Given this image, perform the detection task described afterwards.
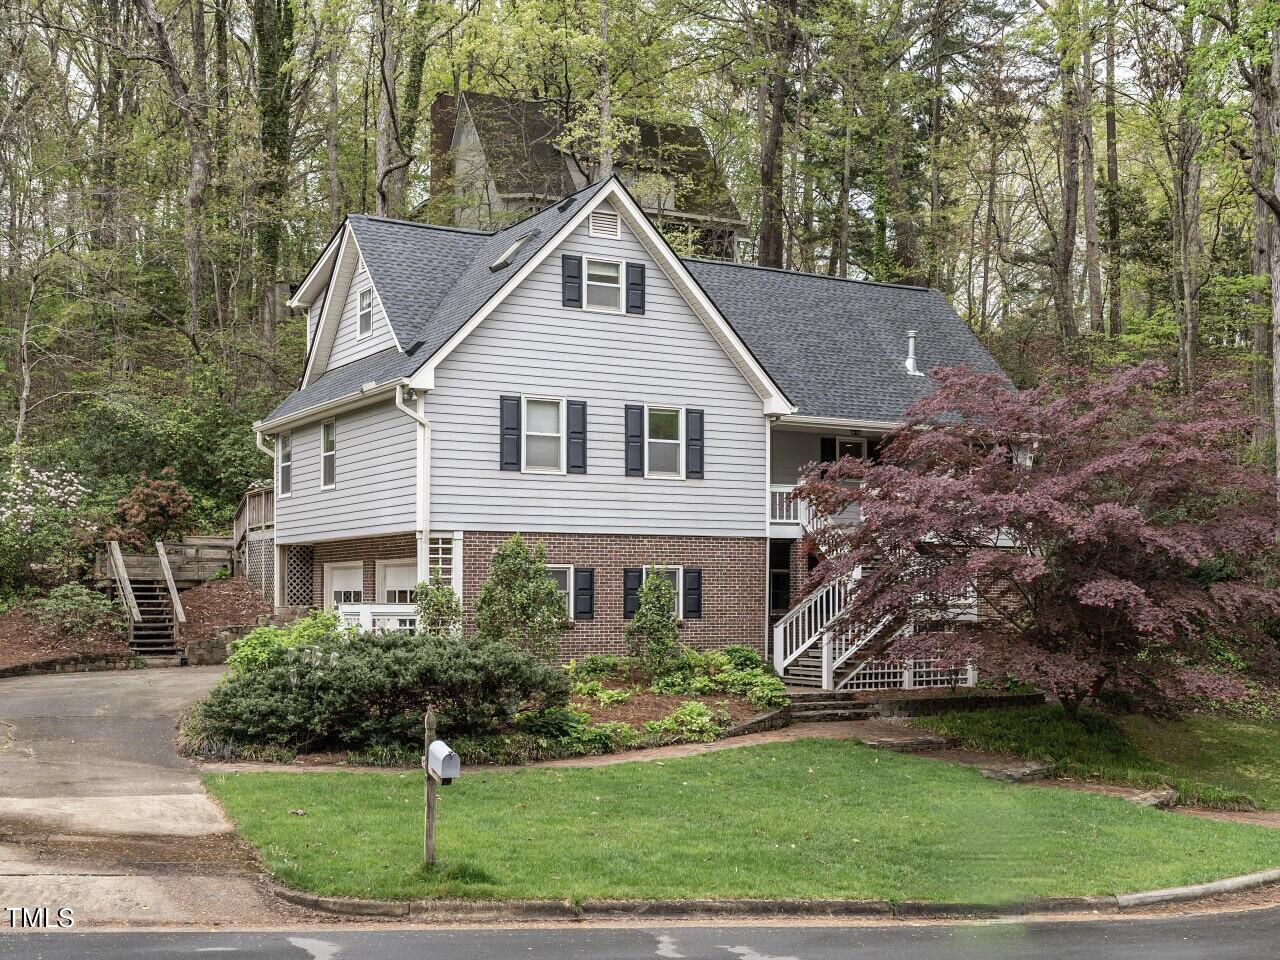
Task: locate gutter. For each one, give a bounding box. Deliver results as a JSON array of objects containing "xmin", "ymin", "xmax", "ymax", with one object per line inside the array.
[{"xmin": 254, "ymin": 380, "xmax": 405, "ymax": 435}]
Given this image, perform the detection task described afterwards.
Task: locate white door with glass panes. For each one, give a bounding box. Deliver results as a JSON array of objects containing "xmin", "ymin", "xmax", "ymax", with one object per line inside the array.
[
  {"xmin": 380, "ymin": 560, "xmax": 417, "ymax": 604},
  {"xmin": 325, "ymin": 563, "xmax": 363, "ymax": 609}
]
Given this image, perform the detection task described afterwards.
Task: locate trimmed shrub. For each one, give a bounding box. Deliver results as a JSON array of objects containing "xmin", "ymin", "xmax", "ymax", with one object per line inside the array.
[
  {"xmin": 624, "ymin": 568, "xmax": 680, "ymax": 671},
  {"xmin": 416, "ymin": 574, "xmax": 463, "ymax": 636},
  {"xmin": 474, "ymin": 534, "xmax": 569, "ymax": 660},
  {"xmin": 189, "ymin": 629, "xmax": 569, "ymax": 753}
]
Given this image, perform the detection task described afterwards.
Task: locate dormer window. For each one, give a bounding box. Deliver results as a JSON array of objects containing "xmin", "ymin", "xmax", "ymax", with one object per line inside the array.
[
  {"xmin": 358, "ymin": 288, "xmax": 373, "ymax": 338},
  {"xmin": 585, "ymin": 259, "xmax": 622, "ymax": 312},
  {"xmin": 589, "ymin": 209, "xmax": 621, "ymax": 239}
]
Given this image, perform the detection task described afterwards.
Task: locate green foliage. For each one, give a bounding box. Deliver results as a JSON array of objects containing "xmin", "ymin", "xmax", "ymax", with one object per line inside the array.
[
  {"xmin": 29, "ymin": 584, "xmax": 125, "ymax": 641},
  {"xmin": 225, "ymin": 610, "xmax": 343, "ymax": 675},
  {"xmin": 624, "ymin": 568, "xmax": 680, "ymax": 671},
  {"xmin": 415, "ymin": 573, "xmax": 462, "ymax": 636},
  {"xmin": 565, "ymin": 654, "xmax": 632, "ymax": 680},
  {"xmin": 190, "ymin": 628, "xmax": 569, "ymax": 754},
  {"xmin": 569, "ymin": 678, "xmax": 632, "ymax": 706},
  {"xmin": 0, "ymin": 461, "xmax": 93, "ymax": 593},
  {"xmin": 648, "ymin": 647, "xmax": 788, "ymax": 708},
  {"xmin": 918, "ymin": 706, "xmax": 1256, "ymax": 810},
  {"xmin": 644, "ymin": 701, "xmax": 726, "ymax": 743},
  {"xmin": 513, "ymin": 706, "xmax": 588, "ymax": 740},
  {"xmin": 103, "ymin": 467, "xmax": 194, "ymax": 550},
  {"xmin": 474, "ymin": 534, "xmax": 569, "ymax": 661}
]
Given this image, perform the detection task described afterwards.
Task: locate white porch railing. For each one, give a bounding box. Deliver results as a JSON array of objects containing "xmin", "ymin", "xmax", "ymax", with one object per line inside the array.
[
  {"xmin": 772, "ymin": 572, "xmax": 858, "ymax": 675},
  {"xmin": 336, "ymin": 603, "xmax": 419, "ymax": 632},
  {"xmin": 769, "ymin": 484, "xmax": 808, "ymax": 526}
]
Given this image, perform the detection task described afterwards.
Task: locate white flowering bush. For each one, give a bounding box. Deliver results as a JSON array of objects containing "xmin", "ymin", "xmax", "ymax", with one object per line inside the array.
[{"xmin": 0, "ymin": 461, "xmax": 93, "ymax": 595}]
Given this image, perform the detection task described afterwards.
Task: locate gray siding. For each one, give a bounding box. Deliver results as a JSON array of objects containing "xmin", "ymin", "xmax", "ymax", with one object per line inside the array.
[
  {"xmin": 771, "ymin": 430, "xmax": 822, "ymax": 484},
  {"xmin": 273, "ymin": 399, "xmax": 417, "ymax": 544},
  {"xmin": 423, "ymin": 201, "xmax": 767, "ymax": 536},
  {"xmin": 326, "ymin": 253, "xmax": 397, "ymax": 370}
]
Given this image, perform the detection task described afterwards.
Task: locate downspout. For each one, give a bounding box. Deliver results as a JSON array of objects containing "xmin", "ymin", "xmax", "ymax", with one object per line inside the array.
[
  {"xmin": 254, "ymin": 430, "xmax": 284, "ymax": 610},
  {"xmin": 394, "ymin": 384, "xmax": 433, "ymax": 586}
]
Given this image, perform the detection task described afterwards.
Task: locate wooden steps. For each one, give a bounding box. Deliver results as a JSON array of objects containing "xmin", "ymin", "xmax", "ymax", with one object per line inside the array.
[{"xmin": 127, "ymin": 579, "xmax": 180, "ymax": 659}]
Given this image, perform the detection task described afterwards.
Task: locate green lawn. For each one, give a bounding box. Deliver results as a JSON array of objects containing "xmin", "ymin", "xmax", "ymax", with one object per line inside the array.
[
  {"xmin": 917, "ymin": 706, "xmax": 1280, "ymax": 810},
  {"xmin": 204, "ymin": 739, "xmax": 1280, "ymax": 904}
]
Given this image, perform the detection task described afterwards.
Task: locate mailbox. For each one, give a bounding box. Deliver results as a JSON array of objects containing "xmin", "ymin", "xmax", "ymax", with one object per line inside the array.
[{"xmin": 426, "ymin": 740, "xmax": 460, "ymax": 784}]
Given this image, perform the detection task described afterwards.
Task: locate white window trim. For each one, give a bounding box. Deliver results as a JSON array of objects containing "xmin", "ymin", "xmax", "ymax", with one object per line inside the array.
[
  {"xmin": 320, "ymin": 419, "xmax": 337, "ymax": 490},
  {"xmin": 643, "ymin": 564, "xmax": 684, "ymax": 620},
  {"xmin": 323, "ymin": 561, "xmax": 364, "ymax": 609},
  {"xmin": 588, "ymin": 209, "xmax": 622, "ymax": 239},
  {"xmin": 376, "ymin": 559, "xmax": 419, "ymax": 605},
  {"xmin": 546, "ymin": 563, "xmax": 574, "ymax": 617},
  {"xmin": 277, "ymin": 433, "xmax": 292, "ymax": 498},
  {"xmin": 357, "ymin": 287, "xmax": 373, "ymax": 340},
  {"xmin": 644, "ymin": 404, "xmax": 685, "ymax": 480},
  {"xmin": 521, "ymin": 395, "xmax": 567, "ymax": 475},
  {"xmin": 583, "ymin": 256, "xmax": 624, "ymax": 314},
  {"xmin": 836, "ymin": 437, "xmax": 867, "ymax": 459}
]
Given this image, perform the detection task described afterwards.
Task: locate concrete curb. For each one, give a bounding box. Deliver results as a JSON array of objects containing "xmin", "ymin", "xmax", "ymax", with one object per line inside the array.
[
  {"xmin": 1115, "ymin": 867, "xmax": 1280, "ymax": 909},
  {"xmin": 267, "ymin": 868, "xmax": 1280, "ymax": 921}
]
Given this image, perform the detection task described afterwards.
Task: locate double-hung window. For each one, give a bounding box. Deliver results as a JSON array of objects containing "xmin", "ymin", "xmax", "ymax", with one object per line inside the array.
[
  {"xmin": 358, "ymin": 288, "xmax": 373, "ymax": 338},
  {"xmin": 522, "ymin": 397, "xmax": 564, "ymax": 473},
  {"xmin": 277, "ymin": 433, "xmax": 292, "ymax": 496},
  {"xmin": 584, "ymin": 259, "xmax": 622, "ymax": 312},
  {"xmin": 644, "ymin": 565, "xmax": 683, "ymax": 618},
  {"xmin": 321, "ymin": 420, "xmax": 337, "ymax": 488},
  {"xmin": 546, "ymin": 565, "xmax": 573, "ymax": 617},
  {"xmin": 646, "ymin": 407, "xmax": 682, "ymax": 478}
]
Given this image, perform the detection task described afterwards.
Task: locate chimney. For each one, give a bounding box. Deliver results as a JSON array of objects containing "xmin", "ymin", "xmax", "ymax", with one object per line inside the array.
[{"xmin": 905, "ymin": 329, "xmax": 923, "ymax": 376}]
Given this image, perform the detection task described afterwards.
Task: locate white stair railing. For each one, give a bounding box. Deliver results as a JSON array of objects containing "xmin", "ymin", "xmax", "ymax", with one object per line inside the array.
[{"xmin": 772, "ymin": 569, "xmax": 859, "ymax": 674}]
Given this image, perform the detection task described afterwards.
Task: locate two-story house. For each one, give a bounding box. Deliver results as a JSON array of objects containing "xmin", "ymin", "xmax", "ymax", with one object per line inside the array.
[{"xmin": 253, "ymin": 176, "xmax": 1003, "ymax": 687}]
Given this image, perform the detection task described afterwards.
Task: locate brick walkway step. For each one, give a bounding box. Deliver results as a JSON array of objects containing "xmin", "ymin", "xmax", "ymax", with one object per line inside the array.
[{"xmin": 789, "ymin": 708, "xmax": 877, "ymax": 723}]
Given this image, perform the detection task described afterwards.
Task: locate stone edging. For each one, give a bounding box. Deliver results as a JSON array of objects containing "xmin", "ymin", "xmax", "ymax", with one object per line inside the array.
[
  {"xmin": 722, "ymin": 705, "xmax": 791, "ymax": 738},
  {"xmin": 266, "ymin": 866, "xmax": 1280, "ymax": 921},
  {"xmin": 0, "ymin": 651, "xmax": 143, "ymax": 680}
]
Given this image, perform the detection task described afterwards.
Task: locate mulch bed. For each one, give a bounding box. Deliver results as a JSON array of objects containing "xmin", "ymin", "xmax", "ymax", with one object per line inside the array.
[
  {"xmin": 0, "ymin": 606, "xmax": 128, "ymax": 671},
  {"xmin": 575, "ymin": 689, "xmax": 761, "ymax": 726},
  {"xmin": 179, "ymin": 576, "xmax": 273, "ymax": 647}
]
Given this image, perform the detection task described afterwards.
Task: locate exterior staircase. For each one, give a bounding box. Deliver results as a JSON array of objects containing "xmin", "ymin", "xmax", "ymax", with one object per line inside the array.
[
  {"xmin": 127, "ymin": 579, "xmax": 181, "ymax": 659},
  {"xmin": 773, "ymin": 568, "xmax": 977, "ymax": 691},
  {"xmin": 787, "ymin": 689, "xmax": 877, "ymax": 722}
]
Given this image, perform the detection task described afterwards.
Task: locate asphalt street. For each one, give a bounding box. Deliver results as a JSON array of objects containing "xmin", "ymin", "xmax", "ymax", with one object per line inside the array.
[{"xmin": 2, "ymin": 909, "xmax": 1280, "ymax": 960}]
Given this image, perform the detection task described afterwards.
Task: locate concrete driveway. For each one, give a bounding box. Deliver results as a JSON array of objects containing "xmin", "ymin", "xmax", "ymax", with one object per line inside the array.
[{"xmin": 0, "ymin": 666, "xmax": 290, "ymax": 926}]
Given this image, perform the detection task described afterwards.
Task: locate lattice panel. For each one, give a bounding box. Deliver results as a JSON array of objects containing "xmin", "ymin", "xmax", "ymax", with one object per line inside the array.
[
  {"xmin": 911, "ymin": 661, "xmax": 971, "ymax": 687},
  {"xmin": 245, "ymin": 539, "xmax": 275, "ymax": 600},
  {"xmin": 285, "ymin": 545, "xmax": 313, "ymax": 606},
  {"xmin": 844, "ymin": 660, "xmax": 907, "ymax": 690},
  {"xmin": 426, "ymin": 536, "xmax": 453, "ymax": 585},
  {"xmin": 843, "ymin": 659, "xmax": 974, "ymax": 691}
]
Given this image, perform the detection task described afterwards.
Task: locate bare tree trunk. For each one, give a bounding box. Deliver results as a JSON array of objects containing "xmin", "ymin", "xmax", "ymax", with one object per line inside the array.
[
  {"xmin": 374, "ymin": 0, "xmax": 407, "ymax": 217},
  {"xmin": 1080, "ymin": 35, "xmax": 1104, "ymax": 333},
  {"xmin": 1051, "ymin": 14, "xmax": 1081, "ymax": 341},
  {"xmin": 13, "ymin": 275, "xmax": 37, "ymax": 452},
  {"xmin": 1104, "ymin": 0, "xmax": 1121, "ymax": 336},
  {"xmin": 327, "ymin": 40, "xmax": 343, "ymax": 230},
  {"xmin": 758, "ymin": 0, "xmax": 796, "ymax": 268},
  {"xmin": 1169, "ymin": 19, "xmax": 1203, "ymax": 394},
  {"xmin": 132, "ymin": 0, "xmax": 211, "ymax": 342},
  {"xmin": 597, "ymin": 0, "xmax": 612, "ymax": 179}
]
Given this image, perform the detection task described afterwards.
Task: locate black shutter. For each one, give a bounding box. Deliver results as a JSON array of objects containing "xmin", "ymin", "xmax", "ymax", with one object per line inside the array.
[
  {"xmin": 686, "ymin": 409, "xmax": 704, "ymax": 479},
  {"xmin": 820, "ymin": 436, "xmax": 837, "ymax": 463},
  {"xmin": 499, "ymin": 395, "xmax": 521, "ymax": 470},
  {"xmin": 623, "ymin": 567, "xmax": 643, "ymax": 619},
  {"xmin": 573, "ymin": 568, "xmax": 595, "ymax": 620},
  {"xmin": 562, "ymin": 254, "xmax": 583, "ymax": 307},
  {"xmin": 626, "ymin": 263, "xmax": 646, "ymax": 314},
  {"xmin": 567, "ymin": 400, "xmax": 588, "ymax": 474},
  {"xmin": 682, "ymin": 568, "xmax": 702, "ymax": 620},
  {"xmin": 624, "ymin": 404, "xmax": 644, "ymax": 476}
]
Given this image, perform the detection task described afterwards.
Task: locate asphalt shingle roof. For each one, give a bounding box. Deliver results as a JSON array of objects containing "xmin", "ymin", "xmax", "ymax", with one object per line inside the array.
[
  {"xmin": 262, "ymin": 180, "xmax": 1004, "ymax": 427},
  {"xmin": 685, "ymin": 259, "xmax": 1005, "ymax": 422}
]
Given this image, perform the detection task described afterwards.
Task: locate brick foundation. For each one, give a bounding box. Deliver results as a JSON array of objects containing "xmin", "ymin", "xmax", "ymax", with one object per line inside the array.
[
  {"xmin": 299, "ymin": 530, "xmax": 768, "ymax": 659},
  {"xmin": 310, "ymin": 533, "xmax": 417, "ymax": 606},
  {"xmin": 462, "ymin": 531, "xmax": 768, "ymax": 659}
]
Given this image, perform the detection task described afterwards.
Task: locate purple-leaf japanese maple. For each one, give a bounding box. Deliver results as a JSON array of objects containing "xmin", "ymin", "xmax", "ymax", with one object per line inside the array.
[{"xmin": 795, "ymin": 362, "xmax": 1280, "ymax": 716}]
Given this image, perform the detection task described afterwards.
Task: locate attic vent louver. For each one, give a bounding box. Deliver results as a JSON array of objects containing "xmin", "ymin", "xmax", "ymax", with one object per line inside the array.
[
  {"xmin": 905, "ymin": 329, "xmax": 924, "ymax": 376},
  {"xmin": 589, "ymin": 210, "xmax": 621, "ymax": 239},
  {"xmin": 490, "ymin": 232, "xmax": 533, "ymax": 272}
]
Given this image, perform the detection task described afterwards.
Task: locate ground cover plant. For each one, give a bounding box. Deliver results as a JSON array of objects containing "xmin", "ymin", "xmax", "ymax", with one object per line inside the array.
[
  {"xmin": 205, "ymin": 739, "xmax": 1280, "ymax": 904},
  {"xmin": 917, "ymin": 705, "xmax": 1280, "ymax": 809}
]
